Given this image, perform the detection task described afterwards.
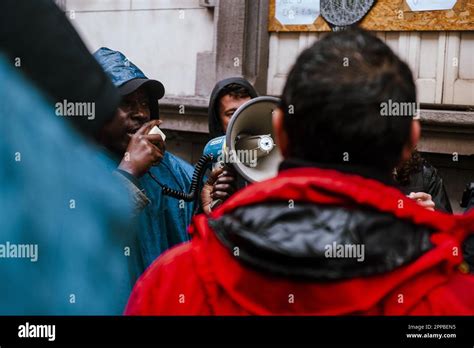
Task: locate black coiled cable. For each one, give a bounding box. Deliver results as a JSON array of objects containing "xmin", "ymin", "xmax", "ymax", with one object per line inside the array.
[{"xmin": 148, "ymin": 153, "xmax": 214, "ymax": 202}]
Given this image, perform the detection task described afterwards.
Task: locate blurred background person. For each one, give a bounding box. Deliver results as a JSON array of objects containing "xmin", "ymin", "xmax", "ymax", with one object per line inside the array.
[
  {"xmin": 394, "ymin": 150, "xmax": 453, "ymax": 213},
  {"xmin": 462, "ymin": 182, "xmax": 474, "ymax": 272},
  {"xmin": 0, "ymin": 0, "xmax": 120, "ymax": 137},
  {"xmin": 0, "ymin": 54, "xmax": 134, "ymax": 314},
  {"xmin": 0, "ymin": 0, "xmax": 144, "ymax": 314}
]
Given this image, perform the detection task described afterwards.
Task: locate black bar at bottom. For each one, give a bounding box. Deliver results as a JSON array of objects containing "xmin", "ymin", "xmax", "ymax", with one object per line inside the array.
[{"xmin": 0, "ymin": 316, "xmax": 473, "ymax": 346}]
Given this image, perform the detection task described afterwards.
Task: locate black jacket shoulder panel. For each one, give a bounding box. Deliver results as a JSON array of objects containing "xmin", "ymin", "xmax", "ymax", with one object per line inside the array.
[{"xmin": 210, "ymin": 202, "xmax": 433, "ymax": 281}]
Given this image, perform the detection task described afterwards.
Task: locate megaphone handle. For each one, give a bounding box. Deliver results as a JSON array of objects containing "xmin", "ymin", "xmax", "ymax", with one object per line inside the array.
[
  {"xmin": 208, "ymin": 162, "xmax": 233, "ymax": 212},
  {"xmin": 209, "ymin": 198, "xmax": 223, "ymax": 212}
]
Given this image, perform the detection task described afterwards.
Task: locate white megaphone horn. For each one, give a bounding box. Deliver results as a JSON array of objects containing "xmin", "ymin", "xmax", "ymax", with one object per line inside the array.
[
  {"xmin": 157, "ymin": 96, "xmax": 282, "ymax": 202},
  {"xmin": 224, "ymin": 96, "xmax": 282, "ymax": 182}
]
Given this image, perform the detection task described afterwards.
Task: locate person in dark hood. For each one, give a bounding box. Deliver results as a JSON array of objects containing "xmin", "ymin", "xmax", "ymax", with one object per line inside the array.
[
  {"xmin": 126, "ymin": 29, "xmax": 474, "ymax": 316},
  {"xmin": 208, "ymin": 77, "xmax": 258, "ymax": 138},
  {"xmin": 394, "ymin": 150, "xmax": 453, "ymax": 213},
  {"xmin": 94, "ymin": 48, "xmax": 195, "ymax": 270},
  {"xmin": 0, "ymin": 0, "xmax": 120, "ymax": 136},
  {"xmin": 201, "ymin": 78, "xmax": 258, "ymax": 214}
]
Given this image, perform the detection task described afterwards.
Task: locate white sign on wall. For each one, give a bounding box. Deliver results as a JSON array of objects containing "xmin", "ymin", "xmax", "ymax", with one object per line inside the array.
[
  {"xmin": 406, "ymin": 0, "xmax": 457, "ymax": 12},
  {"xmin": 275, "ymin": 0, "xmax": 320, "ymax": 25}
]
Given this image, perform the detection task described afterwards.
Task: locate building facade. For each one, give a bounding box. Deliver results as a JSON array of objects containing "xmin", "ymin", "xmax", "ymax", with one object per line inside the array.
[{"xmin": 62, "ymin": 0, "xmax": 473, "ymax": 212}]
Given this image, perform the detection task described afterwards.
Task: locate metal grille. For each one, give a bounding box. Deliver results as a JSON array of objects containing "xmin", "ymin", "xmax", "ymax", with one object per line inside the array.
[{"xmin": 321, "ymin": 0, "xmax": 375, "ymax": 30}]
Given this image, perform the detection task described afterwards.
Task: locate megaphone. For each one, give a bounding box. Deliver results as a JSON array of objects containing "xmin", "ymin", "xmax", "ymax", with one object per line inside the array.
[
  {"xmin": 158, "ymin": 96, "xmax": 282, "ymax": 201},
  {"xmin": 203, "ymin": 96, "xmax": 282, "ymax": 183}
]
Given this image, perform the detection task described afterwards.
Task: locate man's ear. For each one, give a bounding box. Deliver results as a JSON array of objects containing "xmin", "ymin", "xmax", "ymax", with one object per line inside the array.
[
  {"xmin": 272, "ymin": 107, "xmax": 290, "ymax": 159},
  {"xmin": 401, "ymin": 120, "xmax": 421, "ymax": 162}
]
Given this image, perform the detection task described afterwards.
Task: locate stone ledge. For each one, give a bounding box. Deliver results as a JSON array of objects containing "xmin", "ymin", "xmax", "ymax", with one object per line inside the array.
[
  {"xmin": 161, "ymin": 96, "xmax": 209, "ymax": 109},
  {"xmin": 420, "ymin": 109, "xmax": 474, "ymax": 133},
  {"xmin": 419, "ymin": 110, "xmax": 474, "ymax": 155},
  {"xmin": 159, "ymin": 96, "xmax": 209, "ymax": 133},
  {"xmin": 159, "ymin": 100, "xmax": 474, "ymax": 155}
]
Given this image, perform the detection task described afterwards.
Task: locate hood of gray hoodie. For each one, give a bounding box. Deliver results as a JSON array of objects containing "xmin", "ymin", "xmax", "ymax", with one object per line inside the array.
[{"xmin": 208, "ymin": 77, "xmax": 258, "ymax": 139}]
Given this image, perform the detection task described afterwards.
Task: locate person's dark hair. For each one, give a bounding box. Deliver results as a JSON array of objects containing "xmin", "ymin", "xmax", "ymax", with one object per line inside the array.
[
  {"xmin": 280, "ymin": 28, "xmax": 416, "ymax": 171},
  {"xmin": 394, "ymin": 150, "xmax": 425, "ymax": 186},
  {"xmin": 217, "ymin": 83, "xmax": 251, "ymax": 113},
  {"xmin": 218, "ymin": 83, "xmax": 251, "ymax": 100}
]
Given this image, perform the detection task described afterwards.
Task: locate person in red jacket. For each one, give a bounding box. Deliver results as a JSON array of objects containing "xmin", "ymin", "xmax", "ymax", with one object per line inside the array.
[{"xmin": 125, "ymin": 28, "xmax": 474, "ymax": 315}]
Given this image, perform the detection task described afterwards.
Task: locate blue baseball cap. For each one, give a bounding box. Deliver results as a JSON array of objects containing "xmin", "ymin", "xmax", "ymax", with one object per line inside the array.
[{"xmin": 94, "ymin": 47, "xmax": 165, "ymax": 118}]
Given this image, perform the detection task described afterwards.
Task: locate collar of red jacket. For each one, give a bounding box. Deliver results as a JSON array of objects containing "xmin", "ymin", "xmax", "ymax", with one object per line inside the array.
[
  {"xmin": 211, "ymin": 167, "xmax": 472, "ymax": 233},
  {"xmin": 189, "ymin": 167, "xmax": 474, "ymax": 315}
]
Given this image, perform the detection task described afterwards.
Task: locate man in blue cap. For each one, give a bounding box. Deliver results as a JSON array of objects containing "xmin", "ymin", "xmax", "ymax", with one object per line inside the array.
[{"xmin": 94, "ymin": 47, "xmax": 195, "ymax": 271}]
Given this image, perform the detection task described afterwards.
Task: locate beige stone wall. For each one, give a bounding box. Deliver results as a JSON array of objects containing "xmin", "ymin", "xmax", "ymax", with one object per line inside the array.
[
  {"xmin": 267, "ymin": 31, "xmax": 474, "ymax": 105},
  {"xmin": 64, "ymin": 0, "xmax": 214, "ymax": 96},
  {"xmin": 60, "ymin": 0, "xmax": 473, "ymax": 212}
]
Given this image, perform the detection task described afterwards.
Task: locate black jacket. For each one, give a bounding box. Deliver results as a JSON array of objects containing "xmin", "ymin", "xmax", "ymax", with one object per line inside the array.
[
  {"xmin": 467, "ymin": 187, "xmax": 474, "ymax": 212},
  {"xmin": 210, "ymin": 201, "xmax": 434, "ymax": 280},
  {"xmin": 208, "ymin": 77, "xmax": 258, "ymax": 139},
  {"xmin": 209, "ymin": 159, "xmax": 435, "ymax": 280},
  {"xmin": 399, "ymin": 163, "xmax": 453, "ymax": 213},
  {"xmin": 464, "ymin": 186, "xmax": 474, "ymax": 270},
  {"xmin": 210, "ymin": 159, "xmax": 474, "ymax": 278}
]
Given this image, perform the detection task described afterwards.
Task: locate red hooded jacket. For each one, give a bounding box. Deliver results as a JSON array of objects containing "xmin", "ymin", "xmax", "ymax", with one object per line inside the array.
[{"xmin": 126, "ymin": 167, "xmax": 474, "ymax": 315}]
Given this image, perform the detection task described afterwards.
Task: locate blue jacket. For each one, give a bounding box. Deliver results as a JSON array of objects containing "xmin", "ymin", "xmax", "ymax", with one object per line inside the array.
[
  {"xmin": 0, "ymin": 54, "xmax": 134, "ymax": 314},
  {"xmin": 94, "ymin": 47, "xmax": 195, "ymax": 269},
  {"xmin": 138, "ymin": 154, "xmax": 195, "ymax": 267}
]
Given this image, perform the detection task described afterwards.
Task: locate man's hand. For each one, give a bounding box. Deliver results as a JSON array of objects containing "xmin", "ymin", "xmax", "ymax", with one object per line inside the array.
[
  {"xmin": 408, "ymin": 192, "xmax": 435, "ymax": 211},
  {"xmin": 201, "ymin": 167, "xmax": 237, "ymax": 215},
  {"xmin": 118, "ymin": 120, "xmax": 165, "ymax": 178}
]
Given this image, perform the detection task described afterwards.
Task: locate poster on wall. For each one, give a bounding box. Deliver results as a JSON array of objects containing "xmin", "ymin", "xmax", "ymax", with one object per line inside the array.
[
  {"xmin": 275, "ymin": 0, "xmax": 320, "ymax": 25},
  {"xmin": 405, "ymin": 0, "xmax": 458, "ymax": 11},
  {"xmin": 269, "ymin": 0, "xmax": 473, "ymax": 31}
]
